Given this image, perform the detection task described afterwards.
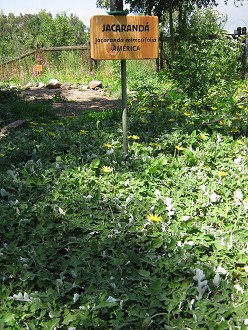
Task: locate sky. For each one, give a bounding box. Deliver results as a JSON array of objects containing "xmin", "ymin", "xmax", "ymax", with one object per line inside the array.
[{"xmin": 0, "ymin": 0, "xmax": 248, "ymax": 31}]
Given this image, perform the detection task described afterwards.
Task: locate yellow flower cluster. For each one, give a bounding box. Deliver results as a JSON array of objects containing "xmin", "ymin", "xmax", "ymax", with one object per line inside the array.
[
  {"xmin": 175, "ymin": 145, "xmax": 184, "ymax": 151},
  {"xmin": 51, "ymin": 120, "xmax": 64, "ymax": 125},
  {"xmin": 199, "ymin": 133, "xmax": 206, "ymax": 140},
  {"xmin": 48, "ymin": 132, "xmax": 56, "ymax": 137},
  {"xmin": 128, "ymin": 135, "xmax": 140, "ymax": 140},
  {"xmin": 29, "ymin": 121, "xmax": 39, "ymax": 126},
  {"xmin": 218, "ymin": 171, "xmax": 228, "ymax": 177},
  {"xmin": 79, "ymin": 129, "xmax": 88, "ymax": 135}
]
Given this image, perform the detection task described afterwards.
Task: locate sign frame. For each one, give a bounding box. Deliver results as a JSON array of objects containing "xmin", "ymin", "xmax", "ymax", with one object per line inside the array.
[{"xmin": 90, "ymin": 15, "xmax": 159, "ymax": 60}]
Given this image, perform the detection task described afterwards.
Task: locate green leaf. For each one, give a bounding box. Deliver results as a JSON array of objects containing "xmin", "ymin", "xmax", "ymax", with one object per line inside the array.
[
  {"xmin": 90, "ymin": 158, "xmax": 100, "ymax": 169},
  {"xmin": 151, "ymin": 237, "xmax": 163, "ymax": 249},
  {"xmin": 138, "ymin": 269, "xmax": 150, "ymax": 277},
  {"xmin": 3, "ymin": 313, "xmax": 15, "ymax": 323}
]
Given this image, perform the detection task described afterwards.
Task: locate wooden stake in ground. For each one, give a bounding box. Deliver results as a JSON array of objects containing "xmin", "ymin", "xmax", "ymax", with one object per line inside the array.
[
  {"xmin": 110, "ymin": 0, "xmax": 128, "ymax": 156},
  {"xmin": 0, "ymin": 120, "xmax": 27, "ymax": 138}
]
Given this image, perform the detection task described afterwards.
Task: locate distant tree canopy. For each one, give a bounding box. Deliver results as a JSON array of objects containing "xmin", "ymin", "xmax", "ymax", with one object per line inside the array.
[
  {"xmin": 96, "ymin": 0, "xmax": 247, "ymax": 60},
  {"xmin": 97, "ymin": 0, "xmax": 246, "ymax": 13},
  {"xmin": 96, "ymin": 0, "xmax": 246, "ymax": 32},
  {"xmin": 96, "ymin": 0, "xmax": 219, "ymax": 59},
  {"xmin": 0, "ymin": 10, "xmax": 89, "ymax": 61}
]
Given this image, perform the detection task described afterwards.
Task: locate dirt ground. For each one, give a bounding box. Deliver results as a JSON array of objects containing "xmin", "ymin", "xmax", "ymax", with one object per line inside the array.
[{"xmin": 21, "ymin": 87, "xmax": 121, "ymax": 116}]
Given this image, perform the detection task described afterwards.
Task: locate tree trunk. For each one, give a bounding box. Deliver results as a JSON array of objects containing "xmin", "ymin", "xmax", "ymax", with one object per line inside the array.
[
  {"xmin": 178, "ymin": 0, "xmax": 188, "ymax": 37},
  {"xmin": 169, "ymin": 0, "xmax": 175, "ymax": 61},
  {"xmin": 110, "ymin": 0, "xmax": 123, "ymax": 11},
  {"xmin": 178, "ymin": 0, "xmax": 183, "ymax": 33}
]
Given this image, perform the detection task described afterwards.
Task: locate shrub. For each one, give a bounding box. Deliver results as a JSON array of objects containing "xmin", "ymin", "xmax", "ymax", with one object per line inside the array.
[{"xmin": 171, "ymin": 8, "xmax": 243, "ymax": 97}]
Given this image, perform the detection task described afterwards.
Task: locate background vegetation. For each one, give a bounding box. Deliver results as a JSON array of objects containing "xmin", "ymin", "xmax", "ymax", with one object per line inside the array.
[
  {"xmin": 0, "ymin": 10, "xmax": 89, "ymax": 62},
  {"xmin": 0, "ymin": 3, "xmax": 248, "ymax": 330}
]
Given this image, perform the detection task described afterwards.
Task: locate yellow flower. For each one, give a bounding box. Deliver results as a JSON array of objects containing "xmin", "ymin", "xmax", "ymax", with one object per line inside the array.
[
  {"xmin": 150, "ymin": 143, "xmax": 160, "ymax": 148},
  {"xmin": 195, "ymin": 101, "xmax": 201, "ymax": 106},
  {"xmin": 175, "ymin": 145, "xmax": 184, "ymax": 151},
  {"xmin": 79, "ymin": 129, "xmax": 88, "ymax": 135},
  {"xmin": 183, "ymin": 103, "xmax": 189, "ymax": 107},
  {"xmin": 104, "ymin": 143, "xmax": 112, "ymax": 148},
  {"xmin": 29, "ymin": 121, "xmax": 38, "ymax": 126},
  {"xmin": 147, "ymin": 213, "xmax": 163, "ymax": 222},
  {"xmin": 101, "ymin": 166, "xmax": 113, "ymax": 174},
  {"xmin": 237, "ymin": 140, "xmax": 244, "ymax": 145},
  {"xmin": 0, "ymin": 153, "xmax": 5, "ymax": 157},
  {"xmin": 168, "ymin": 118, "xmax": 175, "ymax": 122},
  {"xmin": 141, "ymin": 118, "xmax": 148, "ymax": 124},
  {"xmin": 211, "ymin": 107, "xmax": 217, "ymax": 111},
  {"xmin": 128, "ymin": 135, "xmax": 140, "ymax": 140},
  {"xmin": 48, "ymin": 131, "xmax": 56, "ymax": 137},
  {"xmin": 183, "ymin": 112, "xmax": 191, "ymax": 117},
  {"xmin": 218, "ymin": 171, "xmax": 228, "ymax": 177},
  {"xmin": 199, "ymin": 133, "xmax": 206, "ymax": 140}
]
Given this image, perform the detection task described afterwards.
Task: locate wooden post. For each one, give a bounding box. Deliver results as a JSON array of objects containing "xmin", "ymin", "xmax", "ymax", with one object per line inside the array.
[
  {"xmin": 110, "ymin": 0, "xmax": 123, "ymax": 11},
  {"xmin": 0, "ymin": 63, "xmax": 4, "ymax": 80},
  {"xmin": 241, "ymin": 42, "xmax": 246, "ymax": 79},
  {"xmin": 169, "ymin": 0, "xmax": 175, "ymax": 61},
  {"xmin": 88, "ymin": 41, "xmax": 93, "ymax": 73},
  {"xmin": 109, "ymin": 0, "xmax": 128, "ymax": 155},
  {"xmin": 159, "ymin": 32, "xmax": 164, "ymax": 71}
]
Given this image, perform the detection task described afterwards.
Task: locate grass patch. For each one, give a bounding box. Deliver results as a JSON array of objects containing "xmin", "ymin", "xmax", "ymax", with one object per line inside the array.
[{"xmin": 0, "ymin": 86, "xmax": 56, "ymax": 128}]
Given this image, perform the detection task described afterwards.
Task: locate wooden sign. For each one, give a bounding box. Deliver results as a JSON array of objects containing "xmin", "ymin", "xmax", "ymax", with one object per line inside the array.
[
  {"xmin": 33, "ymin": 64, "xmax": 43, "ymax": 74},
  {"xmin": 90, "ymin": 15, "xmax": 158, "ymax": 60}
]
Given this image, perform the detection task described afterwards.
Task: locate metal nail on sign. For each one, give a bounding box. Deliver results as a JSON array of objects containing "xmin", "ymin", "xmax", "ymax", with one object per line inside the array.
[{"xmin": 90, "ymin": 15, "xmax": 159, "ymax": 60}]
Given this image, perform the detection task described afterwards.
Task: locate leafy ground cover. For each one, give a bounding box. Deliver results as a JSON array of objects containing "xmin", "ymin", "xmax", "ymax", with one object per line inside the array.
[{"xmin": 0, "ymin": 77, "xmax": 248, "ymax": 329}]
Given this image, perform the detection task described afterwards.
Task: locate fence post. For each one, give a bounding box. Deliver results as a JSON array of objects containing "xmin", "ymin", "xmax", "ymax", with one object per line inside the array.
[{"xmin": 88, "ymin": 41, "xmax": 93, "ymax": 73}]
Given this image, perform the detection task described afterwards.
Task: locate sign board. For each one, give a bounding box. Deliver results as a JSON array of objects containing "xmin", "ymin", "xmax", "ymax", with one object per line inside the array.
[
  {"xmin": 90, "ymin": 15, "xmax": 158, "ymax": 60},
  {"xmin": 33, "ymin": 64, "xmax": 43, "ymax": 74}
]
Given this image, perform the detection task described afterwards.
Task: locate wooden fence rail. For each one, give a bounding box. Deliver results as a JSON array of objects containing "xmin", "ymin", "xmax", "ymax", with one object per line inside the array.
[
  {"xmin": 1, "ymin": 45, "xmax": 88, "ymax": 66},
  {"xmin": 0, "ymin": 45, "xmax": 93, "ymax": 82}
]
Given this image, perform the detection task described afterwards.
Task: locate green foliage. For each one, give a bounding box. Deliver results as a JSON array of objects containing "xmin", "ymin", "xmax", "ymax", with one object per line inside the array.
[
  {"xmin": 0, "ymin": 11, "xmax": 88, "ymax": 62},
  {"xmin": 0, "ymin": 6, "xmax": 248, "ymax": 327},
  {"xmin": 0, "ymin": 72, "xmax": 248, "ymax": 328},
  {"xmin": 1, "ymin": 49, "xmax": 90, "ymax": 86},
  {"xmin": 0, "ymin": 85, "xmax": 55, "ymax": 127},
  {"xmin": 171, "ymin": 8, "xmax": 243, "ymax": 97},
  {"xmin": 94, "ymin": 60, "xmax": 122, "ymax": 97},
  {"xmin": 94, "ymin": 60, "xmax": 158, "ymax": 97}
]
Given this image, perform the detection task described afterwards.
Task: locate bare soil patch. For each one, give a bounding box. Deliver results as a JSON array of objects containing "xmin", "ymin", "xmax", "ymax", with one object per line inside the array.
[{"xmin": 21, "ymin": 87, "xmax": 121, "ymax": 116}]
